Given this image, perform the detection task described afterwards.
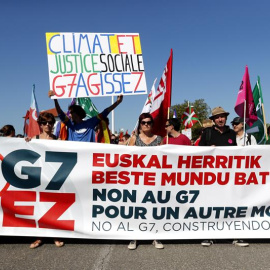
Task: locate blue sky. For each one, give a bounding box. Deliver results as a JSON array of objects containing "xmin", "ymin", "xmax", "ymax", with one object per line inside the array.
[{"xmin": 1, "ymin": 0, "xmax": 270, "ymax": 135}]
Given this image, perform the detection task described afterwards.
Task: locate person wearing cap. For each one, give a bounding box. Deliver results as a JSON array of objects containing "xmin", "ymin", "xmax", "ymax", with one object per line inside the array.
[
  {"xmin": 199, "ymin": 107, "xmax": 237, "ymax": 146},
  {"xmin": 231, "ymin": 117, "xmax": 257, "ymax": 146},
  {"xmin": 199, "ymin": 107, "xmax": 248, "ymax": 247}
]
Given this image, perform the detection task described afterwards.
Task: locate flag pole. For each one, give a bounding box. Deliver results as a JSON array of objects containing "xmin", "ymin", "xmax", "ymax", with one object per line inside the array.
[
  {"xmin": 262, "ymin": 103, "xmax": 268, "ymax": 141},
  {"xmin": 259, "ymin": 78, "xmax": 268, "ymax": 141},
  {"xmin": 256, "ymin": 77, "xmax": 268, "ymax": 142},
  {"xmin": 166, "ymin": 107, "xmax": 170, "ymax": 144},
  {"xmin": 243, "ymin": 100, "xmax": 246, "ymax": 146},
  {"xmin": 185, "ymin": 100, "xmax": 190, "ymax": 131},
  {"xmin": 111, "ymin": 96, "xmax": 115, "ymax": 134}
]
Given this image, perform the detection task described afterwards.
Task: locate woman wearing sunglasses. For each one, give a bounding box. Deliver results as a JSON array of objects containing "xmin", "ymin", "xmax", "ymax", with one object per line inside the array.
[
  {"xmin": 26, "ymin": 112, "xmax": 64, "ymax": 249},
  {"xmin": 129, "ymin": 113, "xmax": 162, "ymax": 147},
  {"xmin": 35, "ymin": 112, "xmax": 57, "ymax": 140},
  {"xmin": 128, "ymin": 113, "xmax": 163, "ymax": 250}
]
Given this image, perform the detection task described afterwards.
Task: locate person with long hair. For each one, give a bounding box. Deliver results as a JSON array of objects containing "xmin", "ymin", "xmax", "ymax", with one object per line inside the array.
[
  {"xmin": 26, "ymin": 112, "xmax": 64, "ymax": 249},
  {"xmin": 128, "ymin": 113, "xmax": 163, "ymax": 250}
]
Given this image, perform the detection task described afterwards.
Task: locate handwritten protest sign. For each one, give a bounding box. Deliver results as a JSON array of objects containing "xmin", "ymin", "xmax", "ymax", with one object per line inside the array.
[
  {"xmin": 46, "ymin": 33, "xmax": 147, "ymax": 99},
  {"xmin": 1, "ymin": 138, "xmax": 270, "ymax": 239}
]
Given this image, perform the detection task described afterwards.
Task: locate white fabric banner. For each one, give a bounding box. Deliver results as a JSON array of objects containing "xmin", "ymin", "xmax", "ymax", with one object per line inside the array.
[{"xmin": 0, "ymin": 137, "xmax": 270, "ymax": 240}]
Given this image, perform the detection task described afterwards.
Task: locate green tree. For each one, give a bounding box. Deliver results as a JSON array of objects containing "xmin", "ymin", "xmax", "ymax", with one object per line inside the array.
[{"xmin": 170, "ymin": 99, "xmax": 211, "ymax": 140}]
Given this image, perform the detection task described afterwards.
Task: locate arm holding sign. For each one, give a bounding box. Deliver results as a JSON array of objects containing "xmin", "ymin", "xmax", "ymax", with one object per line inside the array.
[
  {"xmin": 48, "ymin": 90, "xmax": 64, "ymax": 116},
  {"xmin": 48, "ymin": 90, "xmax": 123, "ymax": 142},
  {"xmin": 105, "ymin": 95, "xmax": 123, "ymax": 113},
  {"xmin": 48, "ymin": 91, "xmax": 123, "ymax": 119}
]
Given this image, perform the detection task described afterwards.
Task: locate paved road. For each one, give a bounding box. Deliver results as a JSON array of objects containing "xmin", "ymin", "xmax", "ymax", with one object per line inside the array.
[{"xmin": 0, "ymin": 237, "xmax": 270, "ymax": 270}]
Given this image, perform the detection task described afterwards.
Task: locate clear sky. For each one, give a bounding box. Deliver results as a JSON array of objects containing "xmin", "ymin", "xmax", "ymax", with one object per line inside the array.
[{"xmin": 1, "ymin": 0, "xmax": 270, "ymax": 135}]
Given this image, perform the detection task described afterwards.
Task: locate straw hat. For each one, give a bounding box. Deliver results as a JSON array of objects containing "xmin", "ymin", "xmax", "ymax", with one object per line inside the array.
[{"xmin": 209, "ymin": 107, "xmax": 230, "ymax": 120}]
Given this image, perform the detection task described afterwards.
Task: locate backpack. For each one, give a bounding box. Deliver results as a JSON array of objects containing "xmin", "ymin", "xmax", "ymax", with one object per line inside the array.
[{"xmin": 246, "ymin": 133, "xmax": 251, "ymax": 145}]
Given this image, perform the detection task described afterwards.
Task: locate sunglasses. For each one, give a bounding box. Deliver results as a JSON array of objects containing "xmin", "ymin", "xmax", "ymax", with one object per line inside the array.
[
  {"xmin": 40, "ymin": 120, "xmax": 54, "ymax": 126},
  {"xmin": 165, "ymin": 124, "xmax": 171, "ymax": 127},
  {"xmin": 232, "ymin": 122, "xmax": 241, "ymax": 126},
  {"xmin": 141, "ymin": 120, "xmax": 153, "ymax": 125}
]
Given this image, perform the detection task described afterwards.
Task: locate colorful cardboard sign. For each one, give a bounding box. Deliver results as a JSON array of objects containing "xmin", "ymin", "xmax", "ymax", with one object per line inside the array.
[{"xmin": 46, "ymin": 33, "xmax": 147, "ymax": 99}]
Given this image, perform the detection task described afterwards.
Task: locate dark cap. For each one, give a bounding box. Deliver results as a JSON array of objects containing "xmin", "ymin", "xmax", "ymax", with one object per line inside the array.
[{"xmin": 231, "ymin": 117, "xmax": 244, "ymax": 124}]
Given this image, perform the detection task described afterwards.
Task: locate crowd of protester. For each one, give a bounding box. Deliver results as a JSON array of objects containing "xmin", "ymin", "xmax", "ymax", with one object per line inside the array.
[{"xmin": 0, "ymin": 94, "xmax": 266, "ymax": 250}]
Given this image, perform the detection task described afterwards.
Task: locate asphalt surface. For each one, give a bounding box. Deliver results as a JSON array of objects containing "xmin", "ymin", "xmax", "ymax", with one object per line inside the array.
[{"xmin": 0, "ymin": 237, "xmax": 270, "ymax": 270}]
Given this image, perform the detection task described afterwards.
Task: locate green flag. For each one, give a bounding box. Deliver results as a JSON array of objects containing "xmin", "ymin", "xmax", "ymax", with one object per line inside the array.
[
  {"xmin": 76, "ymin": 97, "xmax": 99, "ymax": 119},
  {"xmin": 247, "ymin": 76, "xmax": 267, "ymax": 144}
]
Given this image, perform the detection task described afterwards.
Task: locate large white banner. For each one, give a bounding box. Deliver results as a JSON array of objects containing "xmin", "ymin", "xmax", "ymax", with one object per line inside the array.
[
  {"xmin": 46, "ymin": 32, "xmax": 147, "ymax": 99},
  {"xmin": 0, "ymin": 138, "xmax": 270, "ymax": 239}
]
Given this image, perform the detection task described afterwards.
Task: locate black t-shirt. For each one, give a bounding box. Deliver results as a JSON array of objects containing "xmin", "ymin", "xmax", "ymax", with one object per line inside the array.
[{"xmin": 199, "ymin": 126, "xmax": 237, "ymax": 146}]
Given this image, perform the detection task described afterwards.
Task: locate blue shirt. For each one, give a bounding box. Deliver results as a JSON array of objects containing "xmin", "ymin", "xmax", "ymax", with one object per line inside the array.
[{"xmin": 59, "ymin": 109, "xmax": 109, "ymax": 142}]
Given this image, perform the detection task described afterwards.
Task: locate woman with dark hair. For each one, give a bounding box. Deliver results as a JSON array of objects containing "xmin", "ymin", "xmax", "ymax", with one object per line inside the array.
[
  {"xmin": 26, "ymin": 112, "xmax": 64, "ymax": 249},
  {"xmin": 34, "ymin": 112, "xmax": 56, "ymax": 140},
  {"xmin": 128, "ymin": 113, "xmax": 163, "ymax": 250},
  {"xmin": 129, "ymin": 113, "xmax": 162, "ymax": 146},
  {"xmin": 0, "ymin": 125, "xmax": 15, "ymax": 137}
]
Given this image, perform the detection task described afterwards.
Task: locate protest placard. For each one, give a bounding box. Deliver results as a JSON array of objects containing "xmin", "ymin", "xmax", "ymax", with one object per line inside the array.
[{"xmin": 46, "ymin": 33, "xmax": 147, "ymax": 99}]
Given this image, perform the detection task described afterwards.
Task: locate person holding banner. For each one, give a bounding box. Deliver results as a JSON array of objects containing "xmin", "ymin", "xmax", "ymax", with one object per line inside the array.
[
  {"xmin": 48, "ymin": 91, "xmax": 123, "ymax": 142},
  {"xmin": 161, "ymin": 118, "xmax": 191, "ymax": 145},
  {"xmin": 199, "ymin": 107, "xmax": 237, "ymax": 147},
  {"xmin": 25, "ymin": 112, "xmax": 64, "ymax": 249},
  {"xmin": 231, "ymin": 117, "xmax": 257, "ymax": 146},
  {"xmin": 25, "ymin": 112, "xmax": 57, "ymax": 141},
  {"xmin": 129, "ymin": 113, "xmax": 162, "ymax": 147},
  {"xmin": 199, "ymin": 107, "xmax": 248, "ymax": 247},
  {"xmin": 128, "ymin": 113, "xmax": 163, "ymax": 250}
]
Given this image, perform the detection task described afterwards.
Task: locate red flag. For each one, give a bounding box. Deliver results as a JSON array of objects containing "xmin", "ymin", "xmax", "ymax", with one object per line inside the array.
[
  {"xmin": 119, "ymin": 130, "xmax": 124, "ymax": 141},
  {"xmin": 150, "ymin": 49, "xmax": 173, "ymax": 137},
  {"xmin": 234, "ymin": 66, "xmax": 258, "ymax": 126},
  {"xmin": 141, "ymin": 78, "xmax": 157, "ymax": 114},
  {"xmin": 181, "ymin": 106, "xmax": 199, "ymax": 128},
  {"xmin": 24, "ymin": 85, "xmax": 40, "ymax": 137}
]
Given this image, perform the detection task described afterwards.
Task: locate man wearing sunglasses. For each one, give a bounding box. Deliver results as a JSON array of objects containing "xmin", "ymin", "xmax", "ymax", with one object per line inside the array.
[
  {"xmin": 161, "ymin": 118, "xmax": 191, "ymax": 145},
  {"xmin": 231, "ymin": 117, "xmax": 257, "ymax": 146}
]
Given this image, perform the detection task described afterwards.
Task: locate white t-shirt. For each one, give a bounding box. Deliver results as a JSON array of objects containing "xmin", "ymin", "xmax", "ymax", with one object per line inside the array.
[{"xmin": 236, "ymin": 133, "xmax": 257, "ymax": 146}]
